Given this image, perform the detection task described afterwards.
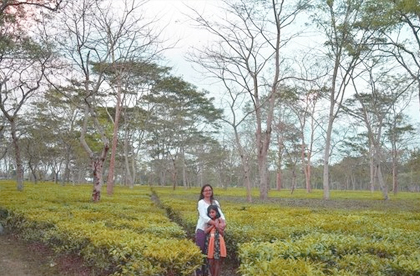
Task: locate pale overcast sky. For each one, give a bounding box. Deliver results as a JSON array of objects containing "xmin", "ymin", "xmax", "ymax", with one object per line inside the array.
[
  {"xmin": 141, "ymin": 0, "xmax": 420, "ymax": 126},
  {"xmin": 143, "ymin": 0, "xmax": 221, "ymax": 86}
]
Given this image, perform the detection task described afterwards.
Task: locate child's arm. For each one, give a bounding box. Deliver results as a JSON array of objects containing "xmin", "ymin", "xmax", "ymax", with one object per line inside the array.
[{"xmin": 204, "ymin": 223, "xmax": 214, "ymax": 234}]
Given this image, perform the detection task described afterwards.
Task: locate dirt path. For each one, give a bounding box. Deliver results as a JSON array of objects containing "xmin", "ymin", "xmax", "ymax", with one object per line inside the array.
[
  {"xmin": 0, "ymin": 232, "xmax": 56, "ymax": 276},
  {"xmin": 0, "ymin": 231, "xmax": 92, "ymax": 276}
]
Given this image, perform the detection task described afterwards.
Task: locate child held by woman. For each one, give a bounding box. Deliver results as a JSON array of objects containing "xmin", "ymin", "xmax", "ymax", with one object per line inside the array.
[{"xmin": 205, "ymin": 204, "xmax": 226, "ymax": 276}]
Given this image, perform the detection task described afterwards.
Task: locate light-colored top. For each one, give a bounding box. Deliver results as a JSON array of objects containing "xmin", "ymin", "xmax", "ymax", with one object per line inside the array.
[{"xmin": 195, "ymin": 199, "xmax": 225, "ymax": 231}]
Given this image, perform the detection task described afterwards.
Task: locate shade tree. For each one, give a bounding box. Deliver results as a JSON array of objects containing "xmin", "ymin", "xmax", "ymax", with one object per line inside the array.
[
  {"xmin": 366, "ymin": 0, "xmax": 420, "ymax": 117},
  {"xmin": 142, "ymin": 76, "xmax": 223, "ymax": 189},
  {"xmin": 54, "ymin": 0, "xmax": 163, "ymax": 201},
  {"xmin": 343, "ymin": 57, "xmax": 414, "ymax": 199},
  {"xmin": 188, "ymin": 0, "xmax": 310, "ymax": 200},
  {"xmin": 311, "ymin": 0, "xmax": 387, "ymax": 199},
  {"xmin": 0, "ymin": 12, "xmax": 57, "ymax": 190}
]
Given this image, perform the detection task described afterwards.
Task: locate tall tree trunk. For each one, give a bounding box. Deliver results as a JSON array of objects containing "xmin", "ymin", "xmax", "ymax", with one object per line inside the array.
[
  {"xmin": 301, "ymin": 134, "xmax": 312, "ymax": 193},
  {"xmin": 305, "ymin": 112, "xmax": 316, "ymax": 193},
  {"xmin": 123, "ymin": 132, "xmax": 133, "ymax": 187},
  {"xmin": 276, "ymin": 132, "xmax": 283, "ymax": 191},
  {"xmin": 257, "ymin": 49, "xmax": 277, "ymax": 200},
  {"xmin": 323, "ymin": 119, "xmax": 333, "ymax": 200},
  {"xmin": 392, "ymin": 159, "xmax": 398, "ymax": 195},
  {"xmin": 373, "ymin": 144, "xmax": 389, "ymax": 200},
  {"xmin": 131, "ymin": 148, "xmax": 137, "ymax": 185},
  {"xmin": 172, "ymin": 158, "xmax": 177, "ymax": 190},
  {"xmin": 242, "ymin": 156, "xmax": 252, "ymax": 203},
  {"xmin": 323, "ymin": 47, "xmax": 341, "ymax": 200},
  {"xmin": 392, "ymin": 144, "xmax": 398, "ymax": 195},
  {"xmin": 305, "ymin": 164, "xmax": 312, "ymax": 193},
  {"xmin": 369, "ymin": 143, "xmax": 375, "ymax": 192},
  {"xmin": 276, "ymin": 171, "xmax": 282, "ymax": 191},
  {"xmin": 92, "ymin": 145, "xmax": 109, "ymax": 202},
  {"xmin": 107, "ymin": 79, "xmax": 122, "ymax": 195},
  {"xmin": 182, "ymin": 148, "xmax": 187, "ymax": 188},
  {"xmin": 234, "ymin": 127, "xmax": 252, "ymax": 203},
  {"xmin": 10, "ymin": 119, "xmax": 24, "ymax": 191},
  {"xmin": 80, "ymin": 101, "xmax": 110, "ymax": 202},
  {"xmin": 376, "ymin": 163, "xmax": 389, "ymax": 200},
  {"xmin": 290, "ymin": 169, "xmax": 296, "ymax": 194}
]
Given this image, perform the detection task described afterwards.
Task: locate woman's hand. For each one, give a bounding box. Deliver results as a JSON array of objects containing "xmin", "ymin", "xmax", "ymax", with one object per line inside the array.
[
  {"xmin": 218, "ymin": 218, "xmax": 226, "ymax": 230},
  {"xmin": 215, "ymin": 218, "xmax": 226, "ymax": 234}
]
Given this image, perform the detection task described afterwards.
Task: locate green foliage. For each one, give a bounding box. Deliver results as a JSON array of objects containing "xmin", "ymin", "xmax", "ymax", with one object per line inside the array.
[
  {"xmin": 2, "ymin": 183, "xmax": 420, "ymax": 275},
  {"xmin": 0, "ymin": 182, "xmax": 202, "ymax": 275},
  {"xmin": 153, "ymin": 186, "xmax": 420, "ymax": 276},
  {"xmin": 237, "ymin": 230, "xmax": 420, "ymax": 275}
]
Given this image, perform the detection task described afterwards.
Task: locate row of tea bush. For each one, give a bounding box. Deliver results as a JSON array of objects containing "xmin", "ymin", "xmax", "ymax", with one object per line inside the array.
[
  {"xmin": 0, "ymin": 182, "xmax": 202, "ymax": 275},
  {"xmin": 2, "ymin": 182, "xmax": 420, "ymax": 275},
  {"xmin": 153, "ymin": 187, "xmax": 420, "ymax": 276}
]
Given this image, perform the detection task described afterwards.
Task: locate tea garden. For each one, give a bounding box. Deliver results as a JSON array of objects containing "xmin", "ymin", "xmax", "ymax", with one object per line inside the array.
[{"xmin": 1, "ymin": 181, "xmax": 419, "ymax": 275}]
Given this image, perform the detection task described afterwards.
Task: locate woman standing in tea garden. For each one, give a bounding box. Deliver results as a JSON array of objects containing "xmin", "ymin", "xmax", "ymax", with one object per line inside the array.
[
  {"xmin": 205, "ymin": 204, "xmax": 227, "ymax": 276},
  {"xmin": 195, "ymin": 184, "xmax": 226, "ymax": 276}
]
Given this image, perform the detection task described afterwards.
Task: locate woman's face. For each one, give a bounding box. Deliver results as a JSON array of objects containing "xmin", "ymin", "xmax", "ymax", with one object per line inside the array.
[{"xmin": 202, "ymin": 186, "xmax": 213, "ymax": 198}]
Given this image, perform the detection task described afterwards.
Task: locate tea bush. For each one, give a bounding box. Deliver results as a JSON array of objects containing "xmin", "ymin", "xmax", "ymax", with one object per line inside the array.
[
  {"xmin": 153, "ymin": 186, "xmax": 420, "ymax": 276},
  {"xmin": 0, "ymin": 182, "xmax": 202, "ymax": 275},
  {"xmin": 2, "ymin": 182, "xmax": 420, "ymax": 275}
]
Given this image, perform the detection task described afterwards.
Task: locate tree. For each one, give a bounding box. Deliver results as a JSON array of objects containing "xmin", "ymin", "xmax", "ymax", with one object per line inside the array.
[
  {"xmin": 357, "ymin": 0, "xmax": 420, "ymax": 194},
  {"xmin": 143, "ymin": 76, "xmax": 222, "ymax": 189},
  {"xmin": 312, "ymin": 0, "xmax": 383, "ymax": 199},
  {"xmin": 115, "ymin": 62, "xmax": 169, "ymax": 187},
  {"xmin": 96, "ymin": 3, "xmax": 164, "ymax": 194},
  {"xmin": 383, "ymin": 86, "xmax": 415, "ymax": 195},
  {"xmin": 23, "ymin": 88, "xmax": 81, "ymax": 184},
  {"xmin": 344, "ymin": 59, "xmax": 413, "ymax": 199},
  {"xmin": 0, "ymin": 0, "xmax": 62, "ymax": 190},
  {"xmin": 189, "ymin": 0, "xmax": 309, "ymax": 200},
  {"xmin": 278, "ymin": 79, "xmax": 324, "ymax": 193},
  {"xmin": 0, "ymin": 0, "xmax": 62, "ymax": 16},
  {"xmin": 0, "ymin": 19, "xmax": 56, "ymax": 190},
  {"xmin": 368, "ymin": 0, "xmax": 420, "ymax": 117},
  {"xmin": 55, "ymin": 0, "xmax": 161, "ymax": 201}
]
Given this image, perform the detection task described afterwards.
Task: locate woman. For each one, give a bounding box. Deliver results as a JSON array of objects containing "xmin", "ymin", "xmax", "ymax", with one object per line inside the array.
[{"xmin": 195, "ymin": 184, "xmax": 226, "ymax": 276}]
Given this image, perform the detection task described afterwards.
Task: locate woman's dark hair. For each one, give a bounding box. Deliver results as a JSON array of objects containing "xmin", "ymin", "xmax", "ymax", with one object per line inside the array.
[
  {"xmin": 207, "ymin": 204, "xmax": 221, "ymax": 219},
  {"xmin": 198, "ymin": 184, "xmax": 214, "ymax": 202}
]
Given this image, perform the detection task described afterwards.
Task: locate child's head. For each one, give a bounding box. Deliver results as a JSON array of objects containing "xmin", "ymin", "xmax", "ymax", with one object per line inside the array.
[{"xmin": 207, "ymin": 204, "xmax": 221, "ymax": 219}]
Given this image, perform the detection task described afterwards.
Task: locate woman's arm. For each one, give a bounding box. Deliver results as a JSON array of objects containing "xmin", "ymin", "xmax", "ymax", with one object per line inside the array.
[
  {"xmin": 197, "ymin": 200, "xmax": 211, "ymax": 225},
  {"xmin": 215, "ymin": 219, "xmax": 225, "ymax": 235},
  {"xmin": 214, "ymin": 200, "xmax": 226, "ymax": 221}
]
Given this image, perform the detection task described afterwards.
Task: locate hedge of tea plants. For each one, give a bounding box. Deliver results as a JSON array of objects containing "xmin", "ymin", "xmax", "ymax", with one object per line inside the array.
[
  {"xmin": 0, "ymin": 182, "xmax": 202, "ymax": 276},
  {"xmin": 153, "ymin": 187, "xmax": 420, "ymax": 276},
  {"xmin": 2, "ymin": 182, "xmax": 420, "ymax": 276}
]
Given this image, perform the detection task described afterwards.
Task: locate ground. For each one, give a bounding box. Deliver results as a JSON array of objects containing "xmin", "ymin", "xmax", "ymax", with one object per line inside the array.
[
  {"xmin": 0, "ymin": 229, "xmax": 238, "ymax": 276},
  {"xmin": 0, "ymin": 230, "xmax": 93, "ymax": 276}
]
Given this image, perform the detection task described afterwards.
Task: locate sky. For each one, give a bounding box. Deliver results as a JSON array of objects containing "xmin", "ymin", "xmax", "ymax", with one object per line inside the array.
[
  {"xmin": 143, "ymin": 0, "xmax": 221, "ymax": 87},
  {"xmin": 141, "ymin": 0, "xmax": 420, "ymax": 129}
]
